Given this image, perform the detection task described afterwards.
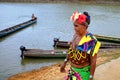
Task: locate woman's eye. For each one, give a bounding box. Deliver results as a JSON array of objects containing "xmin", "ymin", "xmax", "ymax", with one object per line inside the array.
[{"xmin": 74, "ymin": 25, "xmax": 78, "ymax": 27}]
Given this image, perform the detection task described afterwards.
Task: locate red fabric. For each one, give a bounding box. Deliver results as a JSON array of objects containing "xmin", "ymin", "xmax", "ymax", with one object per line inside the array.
[{"xmin": 77, "ymin": 14, "xmax": 86, "ymax": 24}]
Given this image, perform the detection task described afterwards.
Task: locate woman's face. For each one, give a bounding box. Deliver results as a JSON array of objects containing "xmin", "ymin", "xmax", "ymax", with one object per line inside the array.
[{"xmin": 73, "ymin": 20, "xmax": 86, "ymax": 35}]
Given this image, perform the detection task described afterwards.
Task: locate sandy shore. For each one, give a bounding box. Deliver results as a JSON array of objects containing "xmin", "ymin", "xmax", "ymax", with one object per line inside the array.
[
  {"xmin": 94, "ymin": 57, "xmax": 120, "ymax": 80},
  {"xmin": 8, "ymin": 49, "xmax": 120, "ymax": 80}
]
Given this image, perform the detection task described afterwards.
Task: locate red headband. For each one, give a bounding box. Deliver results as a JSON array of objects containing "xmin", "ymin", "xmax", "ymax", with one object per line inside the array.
[{"xmin": 70, "ymin": 11, "xmax": 86, "ymax": 24}]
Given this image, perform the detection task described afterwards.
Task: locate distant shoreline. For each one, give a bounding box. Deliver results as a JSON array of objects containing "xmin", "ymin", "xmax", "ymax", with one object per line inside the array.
[{"xmin": 0, "ymin": 0, "xmax": 120, "ymax": 5}]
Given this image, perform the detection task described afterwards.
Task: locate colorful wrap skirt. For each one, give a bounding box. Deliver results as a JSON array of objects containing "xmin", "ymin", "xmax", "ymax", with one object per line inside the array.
[{"xmin": 71, "ymin": 66, "xmax": 92, "ymax": 80}]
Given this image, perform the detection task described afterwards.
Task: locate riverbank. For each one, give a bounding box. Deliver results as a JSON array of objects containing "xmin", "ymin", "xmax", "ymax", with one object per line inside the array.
[
  {"xmin": 94, "ymin": 57, "xmax": 120, "ymax": 80},
  {"xmin": 8, "ymin": 49, "xmax": 120, "ymax": 80},
  {"xmin": 0, "ymin": 0, "xmax": 120, "ymax": 5}
]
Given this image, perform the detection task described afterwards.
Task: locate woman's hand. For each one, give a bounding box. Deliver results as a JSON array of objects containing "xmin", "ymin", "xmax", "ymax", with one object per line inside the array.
[{"xmin": 60, "ymin": 62, "xmax": 66, "ymax": 72}]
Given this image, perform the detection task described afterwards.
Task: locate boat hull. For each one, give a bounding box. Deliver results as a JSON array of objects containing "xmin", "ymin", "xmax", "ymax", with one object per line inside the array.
[
  {"xmin": 95, "ymin": 35, "xmax": 120, "ymax": 44},
  {"xmin": 21, "ymin": 48, "xmax": 67, "ymax": 58},
  {"xmin": 53, "ymin": 37, "xmax": 120, "ymax": 49},
  {"xmin": 0, "ymin": 18, "xmax": 37, "ymax": 38}
]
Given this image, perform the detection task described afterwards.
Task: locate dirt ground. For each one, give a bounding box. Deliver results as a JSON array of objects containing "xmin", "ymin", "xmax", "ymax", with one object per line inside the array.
[
  {"xmin": 94, "ymin": 57, "xmax": 120, "ymax": 80},
  {"xmin": 8, "ymin": 49, "xmax": 120, "ymax": 80}
]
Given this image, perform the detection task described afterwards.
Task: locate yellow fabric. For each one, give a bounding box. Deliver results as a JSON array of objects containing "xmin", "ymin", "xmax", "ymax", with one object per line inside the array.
[
  {"xmin": 92, "ymin": 41, "xmax": 101, "ymax": 56},
  {"xmin": 68, "ymin": 48, "xmax": 87, "ymax": 60},
  {"xmin": 78, "ymin": 35, "xmax": 92, "ymax": 45},
  {"xmin": 78, "ymin": 34, "xmax": 101, "ymax": 56}
]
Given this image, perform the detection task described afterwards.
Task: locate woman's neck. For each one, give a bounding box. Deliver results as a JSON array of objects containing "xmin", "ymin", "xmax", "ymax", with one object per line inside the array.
[{"xmin": 77, "ymin": 31, "xmax": 87, "ymax": 38}]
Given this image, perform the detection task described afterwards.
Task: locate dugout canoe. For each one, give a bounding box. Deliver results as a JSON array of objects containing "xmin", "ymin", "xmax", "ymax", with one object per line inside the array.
[
  {"xmin": 53, "ymin": 37, "xmax": 120, "ymax": 49},
  {"xmin": 20, "ymin": 46, "xmax": 67, "ymax": 58},
  {"xmin": 95, "ymin": 35, "xmax": 120, "ymax": 44},
  {"xmin": 0, "ymin": 17, "xmax": 37, "ymax": 38},
  {"xmin": 20, "ymin": 42, "xmax": 120, "ymax": 59}
]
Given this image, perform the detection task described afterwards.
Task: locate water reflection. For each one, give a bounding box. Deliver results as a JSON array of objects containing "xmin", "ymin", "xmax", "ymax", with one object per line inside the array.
[{"xmin": 21, "ymin": 58, "xmax": 63, "ymax": 66}]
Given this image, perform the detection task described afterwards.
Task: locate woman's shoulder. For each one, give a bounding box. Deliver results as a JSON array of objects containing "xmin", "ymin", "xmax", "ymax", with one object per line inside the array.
[{"xmin": 86, "ymin": 33, "xmax": 97, "ymax": 40}]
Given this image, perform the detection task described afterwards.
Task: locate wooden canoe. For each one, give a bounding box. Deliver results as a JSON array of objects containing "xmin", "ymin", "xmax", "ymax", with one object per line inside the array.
[
  {"xmin": 53, "ymin": 37, "xmax": 120, "ymax": 49},
  {"xmin": 20, "ymin": 42, "xmax": 120, "ymax": 58},
  {"xmin": 95, "ymin": 35, "xmax": 120, "ymax": 44},
  {"xmin": 0, "ymin": 17, "xmax": 37, "ymax": 38},
  {"xmin": 20, "ymin": 46, "xmax": 67, "ymax": 58}
]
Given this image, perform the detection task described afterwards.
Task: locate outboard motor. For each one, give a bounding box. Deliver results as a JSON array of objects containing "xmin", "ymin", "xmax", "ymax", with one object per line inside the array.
[
  {"xmin": 53, "ymin": 38, "xmax": 59, "ymax": 47},
  {"xmin": 20, "ymin": 46, "xmax": 26, "ymax": 58}
]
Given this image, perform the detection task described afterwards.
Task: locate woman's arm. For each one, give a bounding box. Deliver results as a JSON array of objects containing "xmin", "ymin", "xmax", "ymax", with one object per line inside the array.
[
  {"xmin": 60, "ymin": 54, "xmax": 69, "ymax": 72},
  {"xmin": 89, "ymin": 54, "xmax": 97, "ymax": 80}
]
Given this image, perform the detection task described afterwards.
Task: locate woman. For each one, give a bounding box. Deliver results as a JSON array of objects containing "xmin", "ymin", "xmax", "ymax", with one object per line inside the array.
[{"xmin": 60, "ymin": 11, "xmax": 101, "ymax": 80}]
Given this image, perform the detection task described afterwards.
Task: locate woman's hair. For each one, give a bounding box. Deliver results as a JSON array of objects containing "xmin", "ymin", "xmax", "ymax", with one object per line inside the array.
[{"xmin": 83, "ymin": 12, "xmax": 90, "ymax": 25}]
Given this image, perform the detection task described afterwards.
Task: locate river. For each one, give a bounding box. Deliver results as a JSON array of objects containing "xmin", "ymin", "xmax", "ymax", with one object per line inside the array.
[{"xmin": 0, "ymin": 2, "xmax": 120, "ymax": 80}]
